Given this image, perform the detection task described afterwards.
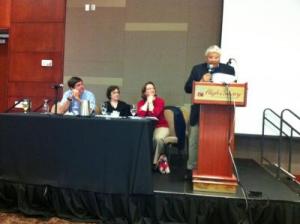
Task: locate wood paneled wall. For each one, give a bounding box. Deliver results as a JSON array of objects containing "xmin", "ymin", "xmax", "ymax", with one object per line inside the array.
[
  {"xmin": 0, "ymin": 0, "xmax": 11, "ymax": 111},
  {"xmin": 10, "ymin": 0, "xmax": 65, "ymax": 22},
  {"xmin": 0, "ymin": 44, "xmax": 8, "ymax": 111},
  {"xmin": 5, "ymin": 0, "xmax": 66, "ymax": 112},
  {"xmin": 0, "ymin": 0, "xmax": 11, "ymax": 28}
]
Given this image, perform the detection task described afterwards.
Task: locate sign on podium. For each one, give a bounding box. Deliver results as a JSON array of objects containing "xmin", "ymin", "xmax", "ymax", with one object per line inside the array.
[{"xmin": 193, "ymin": 82, "xmax": 247, "ymax": 106}]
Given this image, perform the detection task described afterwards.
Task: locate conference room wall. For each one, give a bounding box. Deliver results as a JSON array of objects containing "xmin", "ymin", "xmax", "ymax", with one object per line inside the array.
[
  {"xmin": 6, "ymin": 0, "xmax": 66, "ymax": 111},
  {"xmin": 0, "ymin": 44, "xmax": 8, "ymax": 111},
  {"xmin": 0, "ymin": 0, "xmax": 11, "ymax": 28},
  {"xmin": 64, "ymin": 0, "xmax": 223, "ymax": 106},
  {"xmin": 0, "ymin": 0, "xmax": 10, "ymax": 112}
]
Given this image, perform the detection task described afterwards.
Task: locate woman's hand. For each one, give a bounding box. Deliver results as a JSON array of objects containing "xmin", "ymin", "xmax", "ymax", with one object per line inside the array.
[
  {"xmin": 147, "ymin": 95, "xmax": 155, "ymax": 103},
  {"xmin": 147, "ymin": 95, "xmax": 155, "ymax": 111},
  {"xmin": 141, "ymin": 102, "xmax": 148, "ymax": 111}
]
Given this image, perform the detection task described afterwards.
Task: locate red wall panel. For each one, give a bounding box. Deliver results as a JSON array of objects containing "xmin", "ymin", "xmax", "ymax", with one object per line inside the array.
[
  {"xmin": 6, "ymin": 0, "xmax": 66, "ymax": 111},
  {"xmin": 11, "ymin": 0, "xmax": 66, "ymax": 22},
  {"xmin": 7, "ymin": 82, "xmax": 62, "ymax": 112},
  {"xmin": 10, "ymin": 23, "xmax": 65, "ymax": 52},
  {"xmin": 0, "ymin": 0, "xmax": 11, "ymax": 28},
  {"xmin": 9, "ymin": 52, "xmax": 63, "ymax": 82},
  {"xmin": 0, "ymin": 44, "xmax": 9, "ymax": 111},
  {"xmin": 8, "ymin": 96, "xmax": 57, "ymax": 112},
  {"xmin": 8, "ymin": 82, "xmax": 62, "ymax": 97}
]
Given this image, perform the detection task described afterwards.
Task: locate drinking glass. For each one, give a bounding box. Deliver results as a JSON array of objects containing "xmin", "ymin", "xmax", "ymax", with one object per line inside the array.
[
  {"xmin": 42, "ymin": 99, "xmax": 49, "ymax": 114},
  {"xmin": 130, "ymin": 104, "xmax": 137, "ymax": 116},
  {"xmin": 101, "ymin": 102, "xmax": 107, "ymax": 115},
  {"xmin": 22, "ymin": 99, "xmax": 30, "ymax": 114}
]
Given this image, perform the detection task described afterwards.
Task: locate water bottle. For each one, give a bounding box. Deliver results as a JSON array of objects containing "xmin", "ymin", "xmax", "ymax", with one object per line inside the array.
[{"xmin": 42, "ymin": 99, "xmax": 49, "ymax": 114}]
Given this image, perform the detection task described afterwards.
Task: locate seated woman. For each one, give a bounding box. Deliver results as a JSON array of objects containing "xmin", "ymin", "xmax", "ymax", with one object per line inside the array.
[
  {"xmin": 105, "ymin": 85, "xmax": 131, "ymax": 116},
  {"xmin": 136, "ymin": 81, "xmax": 170, "ymax": 174}
]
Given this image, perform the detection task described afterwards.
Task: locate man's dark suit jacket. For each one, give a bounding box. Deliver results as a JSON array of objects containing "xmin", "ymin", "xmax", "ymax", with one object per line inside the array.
[{"xmin": 184, "ymin": 62, "xmax": 235, "ymax": 126}]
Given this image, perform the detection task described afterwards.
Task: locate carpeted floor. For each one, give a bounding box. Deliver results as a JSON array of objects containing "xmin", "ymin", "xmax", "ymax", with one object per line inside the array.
[{"xmin": 0, "ymin": 213, "xmax": 95, "ymax": 224}]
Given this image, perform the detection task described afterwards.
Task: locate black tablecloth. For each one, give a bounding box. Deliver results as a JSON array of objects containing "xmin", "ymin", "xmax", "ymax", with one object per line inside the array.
[{"xmin": 0, "ymin": 113, "xmax": 154, "ymax": 194}]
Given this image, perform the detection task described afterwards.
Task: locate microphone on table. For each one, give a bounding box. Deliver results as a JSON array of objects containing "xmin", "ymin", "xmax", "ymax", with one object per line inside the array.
[
  {"xmin": 5, "ymin": 99, "xmax": 24, "ymax": 113},
  {"xmin": 51, "ymin": 84, "xmax": 63, "ymax": 115}
]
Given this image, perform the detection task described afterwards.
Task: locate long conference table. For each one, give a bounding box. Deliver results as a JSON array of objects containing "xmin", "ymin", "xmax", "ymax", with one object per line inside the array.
[{"xmin": 0, "ymin": 113, "xmax": 155, "ymax": 194}]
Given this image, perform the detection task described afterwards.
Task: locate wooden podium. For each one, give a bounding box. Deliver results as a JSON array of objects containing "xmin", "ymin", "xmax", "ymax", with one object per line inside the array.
[{"xmin": 192, "ymin": 82, "xmax": 247, "ymax": 193}]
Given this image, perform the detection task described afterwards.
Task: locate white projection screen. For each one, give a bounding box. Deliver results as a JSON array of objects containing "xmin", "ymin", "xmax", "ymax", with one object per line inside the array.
[{"xmin": 221, "ymin": 0, "xmax": 300, "ymax": 135}]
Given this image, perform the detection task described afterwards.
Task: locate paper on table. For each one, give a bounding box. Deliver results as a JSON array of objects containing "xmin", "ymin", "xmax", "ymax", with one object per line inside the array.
[
  {"xmin": 145, "ymin": 116, "xmax": 159, "ymax": 121},
  {"xmin": 128, "ymin": 116, "xmax": 142, "ymax": 119}
]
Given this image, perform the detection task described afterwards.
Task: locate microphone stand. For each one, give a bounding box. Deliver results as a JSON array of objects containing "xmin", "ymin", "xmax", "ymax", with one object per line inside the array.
[
  {"xmin": 53, "ymin": 86, "xmax": 61, "ymax": 114},
  {"xmin": 5, "ymin": 99, "xmax": 23, "ymax": 113}
]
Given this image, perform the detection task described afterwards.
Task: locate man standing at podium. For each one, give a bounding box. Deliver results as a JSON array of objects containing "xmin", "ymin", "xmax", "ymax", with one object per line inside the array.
[{"xmin": 184, "ymin": 45, "xmax": 235, "ymax": 179}]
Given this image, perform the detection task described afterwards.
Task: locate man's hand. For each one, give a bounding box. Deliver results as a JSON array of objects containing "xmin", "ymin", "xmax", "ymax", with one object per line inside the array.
[
  {"xmin": 72, "ymin": 89, "xmax": 81, "ymax": 101},
  {"xmin": 201, "ymin": 73, "xmax": 212, "ymax": 82}
]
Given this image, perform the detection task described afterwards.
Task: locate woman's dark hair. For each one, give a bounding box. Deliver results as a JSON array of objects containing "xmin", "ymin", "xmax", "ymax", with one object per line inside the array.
[
  {"xmin": 106, "ymin": 85, "xmax": 120, "ymax": 99},
  {"xmin": 141, "ymin": 81, "xmax": 156, "ymax": 100},
  {"xmin": 68, "ymin": 76, "xmax": 82, "ymax": 88}
]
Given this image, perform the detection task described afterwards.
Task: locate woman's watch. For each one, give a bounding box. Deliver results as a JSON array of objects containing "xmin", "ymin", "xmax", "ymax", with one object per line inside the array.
[{"xmin": 67, "ymin": 97, "xmax": 72, "ymax": 102}]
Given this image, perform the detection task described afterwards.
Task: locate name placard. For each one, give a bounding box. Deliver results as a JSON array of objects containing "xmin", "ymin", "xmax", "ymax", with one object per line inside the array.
[{"xmin": 192, "ymin": 82, "xmax": 247, "ymax": 106}]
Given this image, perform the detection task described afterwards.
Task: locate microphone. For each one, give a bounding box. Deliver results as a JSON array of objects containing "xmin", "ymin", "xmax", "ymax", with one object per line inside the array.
[
  {"xmin": 207, "ymin": 64, "xmax": 214, "ymax": 73},
  {"xmin": 5, "ymin": 99, "xmax": 24, "ymax": 113},
  {"xmin": 52, "ymin": 84, "xmax": 63, "ymax": 114},
  {"xmin": 226, "ymin": 58, "xmax": 238, "ymax": 82},
  {"xmin": 51, "ymin": 83, "xmax": 64, "ymax": 89},
  {"xmin": 226, "ymin": 58, "xmax": 236, "ymax": 65}
]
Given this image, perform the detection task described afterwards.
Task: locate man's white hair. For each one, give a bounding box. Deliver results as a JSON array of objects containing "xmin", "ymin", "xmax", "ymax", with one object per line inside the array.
[{"xmin": 205, "ymin": 45, "xmax": 222, "ymax": 56}]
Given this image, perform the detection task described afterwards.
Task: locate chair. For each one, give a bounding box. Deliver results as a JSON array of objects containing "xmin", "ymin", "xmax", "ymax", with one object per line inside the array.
[{"xmin": 163, "ymin": 106, "xmax": 190, "ymax": 165}]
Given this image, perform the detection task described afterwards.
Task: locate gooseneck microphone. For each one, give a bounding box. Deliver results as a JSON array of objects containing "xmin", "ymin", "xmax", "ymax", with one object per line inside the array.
[
  {"xmin": 226, "ymin": 58, "xmax": 238, "ymax": 82},
  {"xmin": 226, "ymin": 58, "xmax": 236, "ymax": 66},
  {"xmin": 207, "ymin": 64, "xmax": 214, "ymax": 73},
  {"xmin": 51, "ymin": 83, "xmax": 64, "ymax": 89},
  {"xmin": 52, "ymin": 84, "xmax": 64, "ymax": 114},
  {"xmin": 206, "ymin": 64, "xmax": 214, "ymax": 82}
]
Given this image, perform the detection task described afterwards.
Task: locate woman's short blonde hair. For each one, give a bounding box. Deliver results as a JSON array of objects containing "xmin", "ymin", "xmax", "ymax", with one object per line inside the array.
[{"xmin": 205, "ymin": 45, "xmax": 222, "ymax": 56}]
